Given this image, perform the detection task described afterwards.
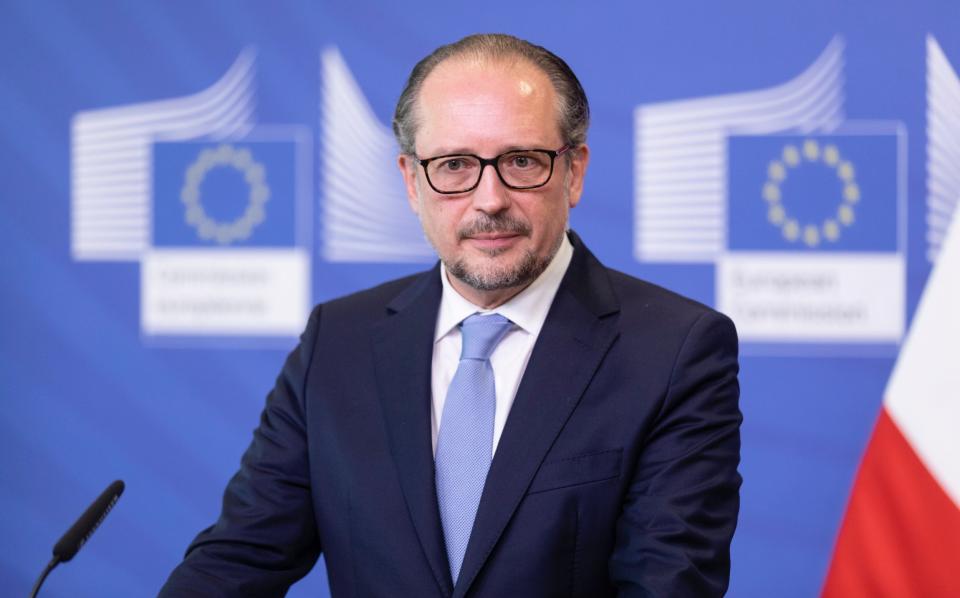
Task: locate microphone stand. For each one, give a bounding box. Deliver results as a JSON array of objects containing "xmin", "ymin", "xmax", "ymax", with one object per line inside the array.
[{"xmin": 29, "ymin": 556, "xmax": 60, "ymax": 598}]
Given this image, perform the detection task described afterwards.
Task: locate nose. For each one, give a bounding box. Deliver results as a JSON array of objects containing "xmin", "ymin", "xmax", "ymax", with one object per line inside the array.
[{"xmin": 471, "ymin": 163, "xmax": 512, "ymax": 214}]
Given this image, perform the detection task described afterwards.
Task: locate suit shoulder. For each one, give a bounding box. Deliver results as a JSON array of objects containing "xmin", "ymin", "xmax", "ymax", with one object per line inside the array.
[
  {"xmin": 309, "ymin": 269, "xmax": 431, "ymax": 321},
  {"xmin": 604, "ymin": 268, "xmax": 712, "ymax": 315},
  {"xmin": 598, "ymin": 268, "xmax": 739, "ymax": 391},
  {"xmin": 603, "ymin": 267, "xmax": 735, "ymax": 335}
]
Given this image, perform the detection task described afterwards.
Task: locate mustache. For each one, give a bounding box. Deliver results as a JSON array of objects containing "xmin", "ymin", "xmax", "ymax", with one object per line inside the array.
[{"xmin": 457, "ymin": 213, "xmax": 531, "ymax": 240}]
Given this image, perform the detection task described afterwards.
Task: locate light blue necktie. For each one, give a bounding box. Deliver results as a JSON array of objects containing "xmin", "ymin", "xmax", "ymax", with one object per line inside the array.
[{"xmin": 435, "ymin": 313, "xmax": 513, "ymax": 583}]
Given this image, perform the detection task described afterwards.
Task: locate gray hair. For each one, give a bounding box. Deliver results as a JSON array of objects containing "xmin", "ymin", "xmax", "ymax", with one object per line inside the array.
[{"xmin": 392, "ymin": 33, "xmax": 590, "ymax": 156}]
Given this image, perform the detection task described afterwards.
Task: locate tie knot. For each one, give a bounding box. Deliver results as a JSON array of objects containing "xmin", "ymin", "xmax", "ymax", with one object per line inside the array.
[{"xmin": 459, "ymin": 314, "xmax": 512, "ymax": 361}]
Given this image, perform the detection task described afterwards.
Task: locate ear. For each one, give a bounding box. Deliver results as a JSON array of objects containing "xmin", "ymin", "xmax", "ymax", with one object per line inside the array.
[
  {"xmin": 398, "ymin": 154, "xmax": 421, "ymax": 215},
  {"xmin": 564, "ymin": 144, "xmax": 590, "ymax": 209}
]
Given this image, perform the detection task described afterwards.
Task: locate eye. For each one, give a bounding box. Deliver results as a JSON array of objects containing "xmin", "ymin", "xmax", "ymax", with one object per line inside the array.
[
  {"xmin": 505, "ymin": 152, "xmax": 545, "ymax": 169},
  {"xmin": 438, "ymin": 157, "xmax": 470, "ymax": 172}
]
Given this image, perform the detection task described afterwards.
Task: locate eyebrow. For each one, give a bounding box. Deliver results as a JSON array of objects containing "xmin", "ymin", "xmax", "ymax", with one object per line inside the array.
[{"xmin": 421, "ymin": 144, "xmax": 552, "ymax": 157}]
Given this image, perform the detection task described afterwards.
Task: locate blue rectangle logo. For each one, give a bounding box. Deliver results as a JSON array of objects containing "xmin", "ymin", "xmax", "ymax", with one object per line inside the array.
[
  {"xmin": 727, "ymin": 134, "xmax": 898, "ymax": 252},
  {"xmin": 153, "ymin": 141, "xmax": 298, "ymax": 248}
]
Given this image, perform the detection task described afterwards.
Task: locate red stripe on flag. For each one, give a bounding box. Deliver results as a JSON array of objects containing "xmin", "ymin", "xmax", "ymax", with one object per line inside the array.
[{"xmin": 822, "ymin": 408, "xmax": 960, "ymax": 597}]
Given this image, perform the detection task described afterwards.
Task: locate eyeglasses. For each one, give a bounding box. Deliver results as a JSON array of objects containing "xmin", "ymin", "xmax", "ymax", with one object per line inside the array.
[{"xmin": 417, "ymin": 145, "xmax": 571, "ymax": 194}]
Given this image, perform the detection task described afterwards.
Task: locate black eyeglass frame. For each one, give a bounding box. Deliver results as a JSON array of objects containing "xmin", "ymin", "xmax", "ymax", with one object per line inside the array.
[{"xmin": 416, "ymin": 144, "xmax": 573, "ymax": 195}]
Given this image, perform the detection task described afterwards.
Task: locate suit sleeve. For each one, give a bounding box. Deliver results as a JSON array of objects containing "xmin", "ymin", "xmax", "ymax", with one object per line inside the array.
[
  {"xmin": 610, "ymin": 310, "xmax": 742, "ymax": 597},
  {"xmin": 159, "ymin": 306, "xmax": 324, "ymax": 597}
]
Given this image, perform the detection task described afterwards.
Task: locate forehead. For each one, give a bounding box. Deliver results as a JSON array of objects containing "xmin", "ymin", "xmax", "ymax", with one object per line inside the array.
[{"xmin": 414, "ymin": 57, "xmax": 561, "ymax": 154}]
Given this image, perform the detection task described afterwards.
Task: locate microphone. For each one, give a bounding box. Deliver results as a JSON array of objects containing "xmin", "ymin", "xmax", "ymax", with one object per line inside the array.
[{"xmin": 30, "ymin": 480, "xmax": 125, "ymax": 598}]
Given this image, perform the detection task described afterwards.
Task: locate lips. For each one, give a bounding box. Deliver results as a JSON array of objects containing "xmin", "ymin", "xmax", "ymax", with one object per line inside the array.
[
  {"xmin": 465, "ymin": 233, "xmax": 521, "ymax": 250},
  {"xmin": 469, "ymin": 232, "xmax": 520, "ymax": 240}
]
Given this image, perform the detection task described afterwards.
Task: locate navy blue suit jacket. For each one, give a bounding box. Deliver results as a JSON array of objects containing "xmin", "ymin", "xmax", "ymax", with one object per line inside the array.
[{"xmin": 160, "ymin": 233, "xmax": 742, "ymax": 597}]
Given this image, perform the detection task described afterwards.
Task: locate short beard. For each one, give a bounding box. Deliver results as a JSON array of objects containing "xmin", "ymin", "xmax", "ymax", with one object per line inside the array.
[{"xmin": 444, "ymin": 212, "xmax": 563, "ymax": 292}]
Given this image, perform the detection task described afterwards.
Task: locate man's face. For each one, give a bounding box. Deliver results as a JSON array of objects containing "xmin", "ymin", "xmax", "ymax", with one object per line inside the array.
[{"xmin": 398, "ymin": 58, "xmax": 589, "ymax": 308}]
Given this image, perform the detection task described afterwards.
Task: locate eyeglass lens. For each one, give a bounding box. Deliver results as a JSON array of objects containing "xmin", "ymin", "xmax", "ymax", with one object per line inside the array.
[{"xmin": 426, "ymin": 150, "xmax": 554, "ymax": 193}]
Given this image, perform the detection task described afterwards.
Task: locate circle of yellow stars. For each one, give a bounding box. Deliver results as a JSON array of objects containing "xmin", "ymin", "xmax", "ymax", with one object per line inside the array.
[
  {"xmin": 180, "ymin": 144, "xmax": 271, "ymax": 245},
  {"xmin": 762, "ymin": 139, "xmax": 860, "ymax": 248}
]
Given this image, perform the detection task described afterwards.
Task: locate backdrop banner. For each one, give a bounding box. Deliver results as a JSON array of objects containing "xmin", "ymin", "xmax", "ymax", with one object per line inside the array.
[{"xmin": 1, "ymin": 2, "xmax": 958, "ymax": 596}]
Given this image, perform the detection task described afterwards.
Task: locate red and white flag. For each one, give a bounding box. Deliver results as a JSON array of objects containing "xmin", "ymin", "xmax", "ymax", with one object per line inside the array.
[{"xmin": 821, "ymin": 208, "xmax": 960, "ymax": 594}]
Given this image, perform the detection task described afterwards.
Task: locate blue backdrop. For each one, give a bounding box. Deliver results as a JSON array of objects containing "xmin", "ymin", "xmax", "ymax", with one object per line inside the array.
[{"xmin": 2, "ymin": 1, "xmax": 958, "ymax": 596}]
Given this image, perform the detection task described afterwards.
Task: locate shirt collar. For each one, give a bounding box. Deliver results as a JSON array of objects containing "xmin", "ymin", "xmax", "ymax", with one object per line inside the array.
[{"xmin": 434, "ymin": 233, "xmax": 574, "ymax": 342}]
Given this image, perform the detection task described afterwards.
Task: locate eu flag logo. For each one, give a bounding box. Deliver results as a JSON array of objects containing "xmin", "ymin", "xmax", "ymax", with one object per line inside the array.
[
  {"xmin": 153, "ymin": 141, "xmax": 298, "ymax": 248},
  {"xmin": 728, "ymin": 134, "xmax": 898, "ymax": 252}
]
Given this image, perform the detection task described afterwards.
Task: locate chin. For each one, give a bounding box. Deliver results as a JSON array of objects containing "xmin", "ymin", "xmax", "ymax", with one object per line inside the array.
[{"xmin": 447, "ymin": 250, "xmax": 548, "ymax": 292}]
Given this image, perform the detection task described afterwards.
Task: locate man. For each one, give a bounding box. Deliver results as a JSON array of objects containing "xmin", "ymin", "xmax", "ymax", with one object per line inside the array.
[{"xmin": 161, "ymin": 34, "xmax": 741, "ymax": 597}]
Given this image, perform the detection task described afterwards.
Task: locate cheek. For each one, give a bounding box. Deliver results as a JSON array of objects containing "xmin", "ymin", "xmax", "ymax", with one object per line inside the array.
[
  {"xmin": 533, "ymin": 202, "xmax": 568, "ymax": 236},
  {"xmin": 420, "ymin": 202, "xmax": 461, "ymax": 245}
]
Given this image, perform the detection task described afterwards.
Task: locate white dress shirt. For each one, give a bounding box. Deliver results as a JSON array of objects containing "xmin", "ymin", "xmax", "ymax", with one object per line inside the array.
[{"xmin": 431, "ymin": 234, "xmax": 574, "ymax": 457}]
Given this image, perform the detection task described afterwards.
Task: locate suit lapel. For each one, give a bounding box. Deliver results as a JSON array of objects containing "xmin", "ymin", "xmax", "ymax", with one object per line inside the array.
[
  {"xmin": 454, "ymin": 236, "xmax": 621, "ymax": 597},
  {"xmin": 372, "ymin": 266, "xmax": 454, "ymax": 597}
]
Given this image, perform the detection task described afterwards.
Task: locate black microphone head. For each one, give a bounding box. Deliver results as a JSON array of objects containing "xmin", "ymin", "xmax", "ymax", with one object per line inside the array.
[{"xmin": 52, "ymin": 480, "xmax": 125, "ymax": 563}]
